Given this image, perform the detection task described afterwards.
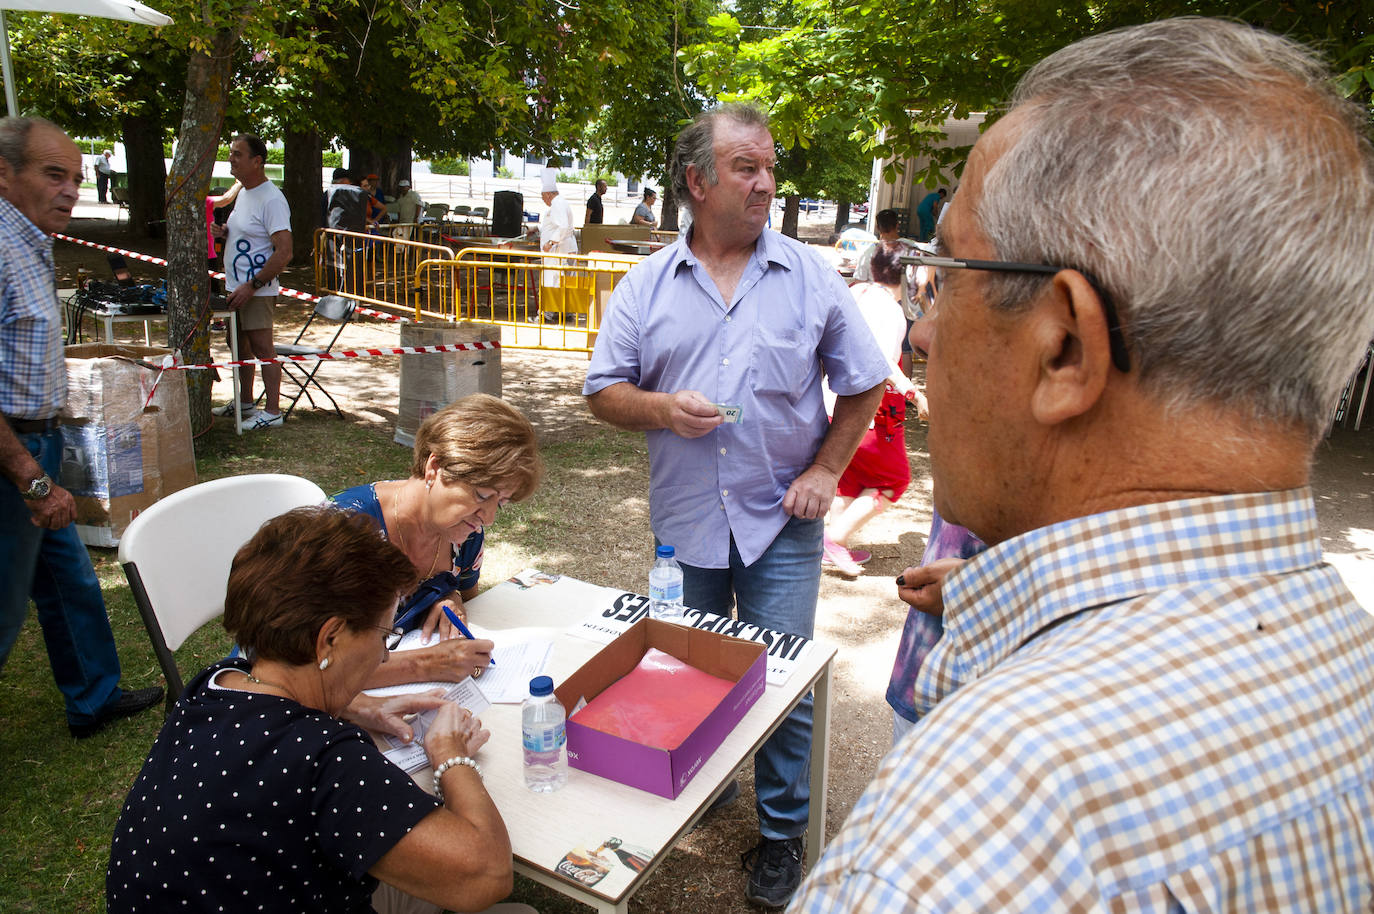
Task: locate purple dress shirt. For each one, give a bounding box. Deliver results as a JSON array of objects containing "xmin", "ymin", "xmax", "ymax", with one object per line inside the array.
[{"xmin": 584, "ymin": 228, "xmax": 889, "ymax": 567}]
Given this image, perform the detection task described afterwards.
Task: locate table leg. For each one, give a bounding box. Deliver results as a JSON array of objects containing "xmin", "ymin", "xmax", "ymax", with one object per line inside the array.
[
  {"xmin": 805, "ymin": 659, "xmax": 832, "ymax": 870},
  {"xmin": 103, "ymin": 314, "xmax": 114, "ymax": 343},
  {"xmin": 228, "ymin": 312, "xmax": 243, "ymax": 436}
]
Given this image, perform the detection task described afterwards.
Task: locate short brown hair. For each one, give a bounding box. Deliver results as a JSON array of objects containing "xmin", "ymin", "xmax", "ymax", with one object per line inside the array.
[
  {"xmin": 410, "ymin": 393, "xmax": 543, "ymax": 501},
  {"xmin": 869, "ymin": 243, "xmax": 903, "ymax": 287},
  {"xmin": 223, "ymin": 506, "xmax": 418, "ymax": 665}
]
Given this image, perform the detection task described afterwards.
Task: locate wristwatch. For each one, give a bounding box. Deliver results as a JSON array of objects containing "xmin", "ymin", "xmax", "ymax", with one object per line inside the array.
[
  {"xmin": 21, "ymin": 473, "xmax": 52, "ymax": 500},
  {"xmin": 251, "ymin": 276, "xmax": 267, "ymax": 290}
]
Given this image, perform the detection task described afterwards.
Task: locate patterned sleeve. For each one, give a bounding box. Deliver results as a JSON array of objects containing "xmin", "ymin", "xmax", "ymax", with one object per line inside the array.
[{"xmin": 310, "ymin": 727, "xmax": 441, "ymax": 879}]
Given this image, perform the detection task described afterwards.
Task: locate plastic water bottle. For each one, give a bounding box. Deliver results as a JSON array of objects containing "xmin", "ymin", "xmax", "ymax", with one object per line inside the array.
[
  {"xmin": 648, "ymin": 544, "xmax": 685, "ymax": 622},
  {"xmin": 522, "ymin": 675, "xmax": 567, "ymax": 792}
]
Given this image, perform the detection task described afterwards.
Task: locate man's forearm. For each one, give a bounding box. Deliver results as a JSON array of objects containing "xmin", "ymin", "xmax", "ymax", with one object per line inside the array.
[
  {"xmin": 814, "ymin": 382, "xmax": 886, "ymax": 474},
  {"xmin": 585, "ymin": 382, "xmax": 667, "ymax": 432},
  {"xmin": 257, "ymin": 232, "xmax": 293, "ymax": 285},
  {"xmin": 0, "ymin": 419, "xmax": 43, "ymax": 490}
]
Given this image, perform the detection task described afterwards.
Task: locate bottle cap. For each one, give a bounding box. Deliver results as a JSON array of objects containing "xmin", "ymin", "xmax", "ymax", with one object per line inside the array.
[
  {"xmin": 530, "ymin": 675, "xmax": 554, "ymax": 697},
  {"xmin": 655, "ymin": 544, "xmax": 675, "ymax": 558}
]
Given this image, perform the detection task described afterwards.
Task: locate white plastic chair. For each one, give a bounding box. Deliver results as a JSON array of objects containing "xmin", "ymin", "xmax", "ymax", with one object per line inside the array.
[{"xmin": 118, "ymin": 474, "xmax": 327, "ymax": 706}]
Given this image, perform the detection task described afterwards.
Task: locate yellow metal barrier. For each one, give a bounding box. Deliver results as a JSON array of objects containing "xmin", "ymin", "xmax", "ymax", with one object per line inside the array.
[
  {"xmin": 313, "ymin": 227, "xmax": 456, "ymax": 318},
  {"xmin": 412, "ymin": 248, "xmax": 637, "ymax": 354}
]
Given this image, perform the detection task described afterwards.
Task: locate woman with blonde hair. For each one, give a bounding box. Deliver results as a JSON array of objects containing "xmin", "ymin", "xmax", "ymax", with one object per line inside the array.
[{"xmin": 333, "ymin": 394, "xmax": 543, "ymax": 687}]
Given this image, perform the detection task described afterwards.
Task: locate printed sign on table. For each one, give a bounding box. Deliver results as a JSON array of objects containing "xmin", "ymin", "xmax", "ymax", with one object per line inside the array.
[{"xmin": 568, "ymin": 591, "xmax": 812, "ymax": 686}]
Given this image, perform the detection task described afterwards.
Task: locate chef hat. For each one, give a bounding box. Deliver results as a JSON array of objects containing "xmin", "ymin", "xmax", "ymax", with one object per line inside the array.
[{"xmin": 541, "ymin": 169, "xmax": 558, "ymax": 192}]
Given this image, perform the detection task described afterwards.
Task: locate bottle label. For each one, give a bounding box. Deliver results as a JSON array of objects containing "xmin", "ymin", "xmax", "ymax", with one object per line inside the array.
[
  {"xmin": 648, "ymin": 580, "xmax": 682, "ymax": 602},
  {"xmin": 523, "ymin": 720, "xmax": 567, "ymax": 752}
]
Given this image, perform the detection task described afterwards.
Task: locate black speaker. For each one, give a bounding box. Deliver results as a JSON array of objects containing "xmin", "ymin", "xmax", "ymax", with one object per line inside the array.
[{"xmin": 491, "ymin": 190, "xmax": 523, "ymax": 238}]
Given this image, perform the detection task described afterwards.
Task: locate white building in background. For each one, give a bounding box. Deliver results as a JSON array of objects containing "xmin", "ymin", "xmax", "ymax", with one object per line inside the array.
[{"xmin": 866, "ymin": 113, "xmax": 985, "ymax": 235}]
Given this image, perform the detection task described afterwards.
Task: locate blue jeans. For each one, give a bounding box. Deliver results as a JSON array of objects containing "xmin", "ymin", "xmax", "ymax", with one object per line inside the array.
[
  {"xmin": 0, "ymin": 428, "xmax": 123, "ymax": 727},
  {"xmin": 677, "ymin": 515, "xmax": 821, "ymax": 840}
]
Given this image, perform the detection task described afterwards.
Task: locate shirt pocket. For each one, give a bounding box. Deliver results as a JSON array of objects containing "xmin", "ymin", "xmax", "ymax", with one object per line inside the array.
[{"xmin": 750, "ymin": 326, "xmax": 808, "ymax": 398}]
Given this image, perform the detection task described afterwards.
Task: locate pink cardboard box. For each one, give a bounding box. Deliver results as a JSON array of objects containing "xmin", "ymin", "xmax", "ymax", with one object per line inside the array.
[{"xmin": 555, "ymin": 618, "xmax": 766, "ymax": 798}]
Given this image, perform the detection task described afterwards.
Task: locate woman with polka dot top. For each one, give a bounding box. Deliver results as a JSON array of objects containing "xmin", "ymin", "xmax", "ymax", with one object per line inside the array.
[{"xmin": 107, "ymin": 507, "xmax": 520, "ymax": 913}]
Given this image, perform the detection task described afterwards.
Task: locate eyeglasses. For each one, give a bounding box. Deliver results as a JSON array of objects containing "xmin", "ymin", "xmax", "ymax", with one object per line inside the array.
[
  {"xmin": 373, "ymin": 625, "xmax": 404, "ymax": 651},
  {"xmin": 903, "ymin": 254, "xmax": 1131, "ymax": 373}
]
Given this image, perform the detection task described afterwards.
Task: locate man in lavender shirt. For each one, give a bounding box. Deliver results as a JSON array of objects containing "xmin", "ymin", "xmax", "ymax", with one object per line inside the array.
[{"xmin": 583, "ymin": 102, "xmax": 888, "ymax": 908}]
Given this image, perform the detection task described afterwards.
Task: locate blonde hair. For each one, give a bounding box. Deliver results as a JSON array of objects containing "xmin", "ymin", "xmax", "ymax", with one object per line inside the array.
[{"xmin": 410, "ymin": 394, "xmax": 543, "ymax": 501}]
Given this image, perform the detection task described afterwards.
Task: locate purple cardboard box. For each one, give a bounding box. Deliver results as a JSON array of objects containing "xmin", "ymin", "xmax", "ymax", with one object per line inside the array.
[{"xmin": 554, "ymin": 618, "xmax": 766, "ymax": 798}]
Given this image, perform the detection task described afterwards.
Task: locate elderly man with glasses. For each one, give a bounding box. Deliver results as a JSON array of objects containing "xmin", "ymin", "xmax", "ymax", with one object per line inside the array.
[{"xmin": 793, "ymin": 17, "xmax": 1374, "ymax": 912}]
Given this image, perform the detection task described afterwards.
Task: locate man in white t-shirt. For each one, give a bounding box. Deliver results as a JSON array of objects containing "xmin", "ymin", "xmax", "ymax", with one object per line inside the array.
[{"xmin": 211, "ymin": 134, "xmax": 292, "ymax": 431}]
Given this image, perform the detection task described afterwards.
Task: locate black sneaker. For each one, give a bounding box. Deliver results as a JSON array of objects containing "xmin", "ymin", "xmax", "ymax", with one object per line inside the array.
[
  {"xmin": 68, "ymin": 686, "xmax": 164, "ymax": 738},
  {"xmin": 742, "ymin": 835, "xmax": 804, "ymax": 908}
]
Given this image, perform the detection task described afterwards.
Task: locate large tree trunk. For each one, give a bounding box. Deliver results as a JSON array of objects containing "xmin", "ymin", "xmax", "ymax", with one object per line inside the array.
[
  {"xmin": 378, "ymin": 137, "xmax": 412, "ymax": 195},
  {"xmin": 659, "ymin": 143, "xmax": 680, "ymax": 232},
  {"xmin": 166, "ymin": 30, "xmax": 238, "ymax": 435},
  {"xmin": 346, "ymin": 144, "xmax": 380, "ymax": 179},
  {"xmin": 833, "ymin": 200, "xmax": 851, "ymax": 232},
  {"xmin": 283, "ymin": 127, "xmax": 321, "ymax": 266},
  {"xmin": 348, "ymin": 139, "xmax": 411, "ymax": 195},
  {"xmin": 121, "ymin": 110, "xmax": 167, "ymax": 238},
  {"xmin": 780, "ymin": 194, "xmax": 800, "ymax": 239}
]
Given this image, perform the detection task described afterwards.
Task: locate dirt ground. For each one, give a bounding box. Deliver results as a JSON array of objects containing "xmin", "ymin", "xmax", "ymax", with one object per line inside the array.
[{"xmin": 54, "ymin": 202, "xmax": 1374, "ymax": 913}]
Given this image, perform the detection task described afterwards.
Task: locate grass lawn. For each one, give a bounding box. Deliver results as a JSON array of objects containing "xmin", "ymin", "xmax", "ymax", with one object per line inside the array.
[{"xmin": 0, "ymin": 400, "xmax": 653, "ymax": 913}]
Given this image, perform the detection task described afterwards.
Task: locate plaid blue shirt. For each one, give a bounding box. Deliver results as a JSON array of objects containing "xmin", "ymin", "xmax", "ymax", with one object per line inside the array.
[
  {"xmin": 0, "ymin": 195, "xmax": 63, "ymax": 419},
  {"xmin": 793, "ymin": 489, "xmax": 1374, "ymax": 912}
]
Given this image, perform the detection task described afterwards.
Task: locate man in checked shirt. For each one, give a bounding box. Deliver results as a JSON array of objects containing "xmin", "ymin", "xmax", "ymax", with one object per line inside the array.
[
  {"xmin": 0, "ymin": 118, "xmax": 162, "ymax": 738},
  {"xmin": 792, "ymin": 18, "xmax": 1374, "ymax": 913}
]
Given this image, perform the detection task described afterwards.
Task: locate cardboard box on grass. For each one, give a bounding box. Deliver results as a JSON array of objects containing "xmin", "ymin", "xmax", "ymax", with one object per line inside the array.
[
  {"xmin": 59, "ymin": 344, "xmax": 197, "ymax": 547},
  {"xmin": 555, "ymin": 619, "xmax": 766, "ymax": 799},
  {"xmin": 394, "ymin": 321, "xmax": 501, "ymax": 448}
]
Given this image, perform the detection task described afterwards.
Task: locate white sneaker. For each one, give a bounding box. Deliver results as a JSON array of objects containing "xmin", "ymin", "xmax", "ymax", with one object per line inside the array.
[
  {"xmin": 239, "ymin": 412, "xmax": 283, "ymax": 432},
  {"xmin": 212, "ymin": 402, "xmax": 254, "ymax": 417}
]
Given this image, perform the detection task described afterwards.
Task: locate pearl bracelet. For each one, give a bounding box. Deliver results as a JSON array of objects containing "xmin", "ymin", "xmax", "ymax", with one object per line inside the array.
[{"xmin": 433, "ymin": 755, "xmax": 482, "ymax": 802}]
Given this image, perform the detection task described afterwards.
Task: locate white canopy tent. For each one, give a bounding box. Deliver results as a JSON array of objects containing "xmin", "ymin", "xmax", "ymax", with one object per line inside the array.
[{"xmin": 0, "ymin": 0, "xmax": 173, "ymax": 116}]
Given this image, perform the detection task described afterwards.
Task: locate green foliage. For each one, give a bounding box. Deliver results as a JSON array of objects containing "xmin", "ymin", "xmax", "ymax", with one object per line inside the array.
[
  {"xmin": 685, "ymin": 0, "xmax": 1374, "ymax": 186},
  {"xmin": 584, "ymin": 0, "xmax": 718, "ymax": 187},
  {"xmin": 323, "ymin": 151, "xmax": 343, "ymax": 168},
  {"xmin": 429, "ymin": 156, "xmax": 471, "ymax": 176},
  {"xmin": 160, "ymin": 142, "xmax": 285, "ymax": 164},
  {"xmin": 496, "ymin": 165, "xmax": 514, "ymax": 179},
  {"xmin": 564, "ymin": 169, "xmax": 618, "ymax": 186}
]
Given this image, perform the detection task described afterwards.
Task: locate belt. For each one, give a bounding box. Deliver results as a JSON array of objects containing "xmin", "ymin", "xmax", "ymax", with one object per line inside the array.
[{"xmin": 3, "ymin": 415, "xmax": 60, "ymax": 434}]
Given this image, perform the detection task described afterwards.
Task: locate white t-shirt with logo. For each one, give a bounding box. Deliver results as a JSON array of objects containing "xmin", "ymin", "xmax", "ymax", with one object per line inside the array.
[{"xmin": 225, "ymin": 180, "xmax": 291, "ymax": 296}]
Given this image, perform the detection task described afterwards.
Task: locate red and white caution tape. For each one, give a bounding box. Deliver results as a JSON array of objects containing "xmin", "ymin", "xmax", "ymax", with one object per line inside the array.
[
  {"xmin": 155, "ymin": 339, "xmax": 501, "ymax": 371},
  {"xmin": 52, "ymin": 232, "xmax": 411, "ymax": 323}
]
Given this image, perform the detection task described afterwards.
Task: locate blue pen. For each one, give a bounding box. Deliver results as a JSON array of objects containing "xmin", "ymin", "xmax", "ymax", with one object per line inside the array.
[{"xmin": 443, "ymin": 605, "xmax": 495, "ymax": 665}]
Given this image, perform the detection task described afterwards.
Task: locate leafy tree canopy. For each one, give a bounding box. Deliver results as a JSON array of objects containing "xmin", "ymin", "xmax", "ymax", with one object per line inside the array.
[{"xmin": 687, "ymin": 0, "xmax": 1373, "ymax": 190}]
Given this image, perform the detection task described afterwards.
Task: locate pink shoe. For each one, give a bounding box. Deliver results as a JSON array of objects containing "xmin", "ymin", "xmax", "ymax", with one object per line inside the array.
[
  {"xmin": 847, "ymin": 548, "xmax": 872, "ymax": 565},
  {"xmin": 822, "ymin": 535, "xmax": 862, "ymax": 576}
]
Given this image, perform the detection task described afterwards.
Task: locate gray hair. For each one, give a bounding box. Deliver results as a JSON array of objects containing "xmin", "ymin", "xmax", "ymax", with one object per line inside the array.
[
  {"xmin": 975, "ymin": 17, "xmax": 1374, "ymax": 437},
  {"xmin": 670, "ymin": 103, "xmax": 771, "ymax": 212},
  {"xmin": 0, "ymin": 116, "xmax": 62, "ymax": 171}
]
